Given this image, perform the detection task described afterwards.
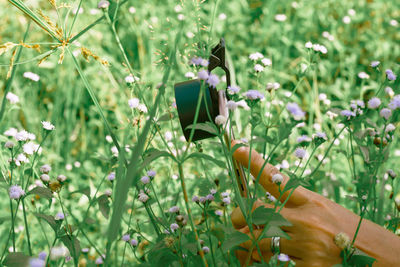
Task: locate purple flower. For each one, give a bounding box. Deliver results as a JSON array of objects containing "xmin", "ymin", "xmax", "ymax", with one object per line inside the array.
[
  {"xmin": 29, "ymin": 258, "xmax": 45, "ymax": 267},
  {"xmin": 197, "ymin": 69, "xmax": 209, "ymax": 80},
  {"xmin": 191, "ymin": 57, "xmax": 203, "ymax": 66},
  {"xmin": 341, "ymin": 110, "xmax": 356, "ymax": 118},
  {"xmin": 277, "ymin": 253, "xmax": 290, "ymax": 262},
  {"xmin": 170, "ymin": 223, "xmax": 179, "ymax": 232},
  {"xmin": 169, "ymin": 206, "xmax": 180, "ymax": 213},
  {"xmin": 386, "ymin": 69, "xmax": 397, "ymax": 81},
  {"xmin": 245, "ymin": 90, "xmax": 264, "ymax": 100},
  {"xmin": 227, "ymin": 85, "xmax": 240, "ymax": 95},
  {"xmin": 370, "ymin": 61, "xmax": 380, "ymax": 68},
  {"xmin": 108, "ymin": 172, "xmax": 115, "ymax": 181},
  {"xmin": 367, "ymin": 97, "xmax": 381, "ymax": 109},
  {"xmin": 130, "ymin": 239, "xmax": 138, "ymax": 246},
  {"xmin": 122, "ymin": 234, "xmax": 130, "ymax": 242},
  {"xmin": 388, "ymin": 95, "xmax": 400, "ymax": 110},
  {"xmin": 147, "ymin": 170, "xmax": 156, "ymax": 177},
  {"xmin": 38, "ymin": 252, "xmax": 47, "ymax": 261},
  {"xmin": 297, "ymin": 135, "xmax": 311, "ymax": 143},
  {"xmin": 294, "ymin": 148, "xmax": 306, "ymax": 159},
  {"xmin": 254, "ymin": 64, "xmax": 264, "ymax": 72},
  {"xmin": 55, "ymin": 212, "xmax": 65, "ymax": 220},
  {"xmin": 286, "ymin": 102, "xmax": 305, "ymax": 120},
  {"xmin": 222, "ymin": 196, "xmax": 231, "ymax": 205},
  {"xmin": 192, "ymin": 195, "xmax": 200, "ymax": 203},
  {"xmin": 141, "ymin": 176, "xmax": 150, "ymax": 184},
  {"xmin": 207, "ymin": 74, "xmax": 220, "ymax": 88},
  {"xmin": 314, "ymin": 132, "xmax": 327, "ymax": 139},
  {"xmin": 9, "ymin": 185, "xmax": 25, "ymax": 199},
  {"xmin": 215, "ymin": 210, "xmax": 223, "ymax": 216},
  {"xmin": 380, "ymin": 108, "xmax": 392, "ymax": 120},
  {"xmin": 206, "ymin": 194, "xmax": 215, "ymax": 201}
]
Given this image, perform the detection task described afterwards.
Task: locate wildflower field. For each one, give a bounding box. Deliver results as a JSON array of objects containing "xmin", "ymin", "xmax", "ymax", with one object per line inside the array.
[{"xmin": 0, "ymin": 0, "xmax": 399, "ymax": 266}]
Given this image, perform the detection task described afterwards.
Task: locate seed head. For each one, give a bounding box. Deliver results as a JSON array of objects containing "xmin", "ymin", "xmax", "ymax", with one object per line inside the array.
[{"xmin": 334, "ymin": 232, "xmax": 350, "ymax": 249}]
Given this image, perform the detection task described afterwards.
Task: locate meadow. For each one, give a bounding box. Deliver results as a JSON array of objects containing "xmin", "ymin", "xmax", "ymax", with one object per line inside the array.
[{"xmin": 0, "ymin": 0, "xmax": 399, "ymax": 266}]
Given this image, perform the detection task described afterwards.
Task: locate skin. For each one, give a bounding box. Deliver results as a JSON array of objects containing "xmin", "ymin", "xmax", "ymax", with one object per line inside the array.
[{"xmin": 230, "ymin": 141, "xmax": 400, "ymax": 267}]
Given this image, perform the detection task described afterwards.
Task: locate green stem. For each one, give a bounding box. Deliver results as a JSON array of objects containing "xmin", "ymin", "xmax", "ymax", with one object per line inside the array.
[
  {"xmin": 177, "ymin": 163, "xmax": 208, "ymax": 267},
  {"xmin": 21, "ymin": 199, "xmax": 32, "ymax": 255}
]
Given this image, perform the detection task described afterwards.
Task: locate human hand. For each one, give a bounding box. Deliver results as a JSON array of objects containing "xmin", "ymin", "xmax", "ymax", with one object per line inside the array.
[{"xmin": 230, "ymin": 141, "xmax": 399, "ymax": 266}]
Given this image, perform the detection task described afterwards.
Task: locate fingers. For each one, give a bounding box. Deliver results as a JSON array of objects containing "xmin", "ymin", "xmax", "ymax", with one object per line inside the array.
[{"xmin": 231, "ymin": 140, "xmax": 309, "ymax": 207}]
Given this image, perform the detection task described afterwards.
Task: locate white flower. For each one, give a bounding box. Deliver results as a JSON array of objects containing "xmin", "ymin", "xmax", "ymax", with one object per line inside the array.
[
  {"xmin": 5, "ymin": 141, "xmax": 14, "ymax": 149},
  {"xmin": 41, "ymin": 121, "xmax": 55, "ymax": 131},
  {"xmin": 271, "ymin": 173, "xmax": 283, "ymax": 183},
  {"xmin": 50, "ymin": 247, "xmax": 68, "ymax": 260},
  {"xmin": 266, "ymin": 82, "xmax": 280, "ymax": 91},
  {"xmin": 57, "ymin": 175, "xmax": 67, "ymax": 182},
  {"xmin": 277, "ymin": 253, "xmax": 290, "ymax": 262},
  {"xmin": 104, "ymin": 189, "xmax": 112, "ymax": 197},
  {"xmin": 202, "ymin": 246, "xmax": 210, "ymax": 254},
  {"xmin": 23, "ymin": 142, "xmax": 41, "ymax": 155},
  {"xmin": 305, "ymin": 41, "xmax": 313, "ymax": 48},
  {"xmin": 129, "ymin": 6, "xmax": 136, "ymax": 14},
  {"xmin": 261, "ymin": 58, "xmax": 272, "ymax": 66},
  {"xmin": 236, "ymin": 100, "xmax": 250, "ymax": 110},
  {"xmin": 138, "ymin": 192, "xmax": 149, "ymax": 203},
  {"xmin": 342, "ymin": 16, "xmax": 351, "ymax": 24},
  {"xmin": 358, "ymin": 72, "xmax": 370, "ymax": 79},
  {"xmin": 169, "ymin": 206, "xmax": 180, "ymax": 213},
  {"xmin": 274, "ymin": 14, "xmax": 287, "ymax": 21},
  {"xmin": 40, "ymin": 164, "xmax": 51, "ymax": 173},
  {"xmin": 226, "ymin": 100, "xmax": 238, "ymax": 111},
  {"xmin": 138, "ymin": 104, "xmax": 148, "ymax": 113},
  {"xmin": 390, "ymin": 19, "xmax": 398, "ymax": 27},
  {"xmin": 185, "ymin": 72, "xmax": 195, "ymax": 78},
  {"xmin": 218, "ymin": 13, "xmax": 227, "ymax": 20},
  {"xmin": 254, "ymin": 64, "xmax": 264, "ymax": 72},
  {"xmin": 128, "ymin": 98, "xmax": 139, "ymax": 109},
  {"xmin": 23, "ymin": 72, "xmax": 40, "ymax": 82},
  {"xmin": 249, "ymin": 52, "xmax": 264, "ymax": 61},
  {"xmin": 15, "ymin": 130, "xmax": 29, "ymax": 141},
  {"xmin": 111, "ymin": 146, "xmax": 119, "ymax": 156},
  {"xmin": 165, "ymin": 131, "xmax": 173, "ymax": 141},
  {"xmin": 348, "ymin": 9, "xmax": 356, "ymax": 16},
  {"xmin": 4, "ymin": 127, "xmax": 18, "ymax": 137},
  {"xmin": 380, "ymin": 108, "xmax": 392, "ymax": 120},
  {"xmin": 197, "ymin": 70, "xmax": 209, "ymax": 80},
  {"xmin": 385, "ymin": 124, "xmax": 396, "ymax": 132},
  {"xmin": 215, "ymin": 115, "xmax": 227, "ymax": 126},
  {"xmin": 40, "ymin": 174, "xmax": 50, "ymax": 182},
  {"xmin": 125, "ymin": 75, "xmax": 139, "ymax": 83},
  {"xmin": 174, "ymin": 4, "xmax": 183, "ymax": 12},
  {"xmin": 6, "ymin": 92, "xmax": 19, "ymax": 104}
]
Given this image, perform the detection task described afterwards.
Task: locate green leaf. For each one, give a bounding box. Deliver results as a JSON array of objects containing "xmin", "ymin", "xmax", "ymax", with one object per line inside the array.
[
  {"xmin": 97, "ymin": 194, "xmax": 110, "ymax": 219},
  {"xmin": 0, "ymin": 216, "xmax": 10, "ymax": 225},
  {"xmin": 157, "ymin": 113, "xmax": 173, "ymax": 122},
  {"xmin": 148, "ymin": 247, "xmax": 178, "ymax": 266},
  {"xmin": 142, "ymin": 148, "xmax": 173, "ymax": 168},
  {"xmin": 3, "ymin": 252, "xmax": 30, "ymax": 267},
  {"xmin": 185, "ymin": 152, "xmax": 225, "ymax": 168},
  {"xmin": 348, "ymin": 248, "xmax": 376, "ymax": 267},
  {"xmin": 278, "ymin": 122, "xmax": 294, "ymax": 142},
  {"xmin": 59, "ymin": 235, "xmax": 81, "ymax": 261},
  {"xmin": 251, "ymin": 206, "xmax": 292, "ymax": 227},
  {"xmin": 263, "ymin": 224, "xmax": 291, "ymax": 239},
  {"xmin": 282, "ymin": 175, "xmax": 310, "ymax": 194},
  {"xmin": 72, "ymin": 186, "xmax": 91, "ymax": 199},
  {"xmin": 186, "ymin": 122, "xmax": 218, "ymax": 136},
  {"xmin": 221, "ymin": 230, "xmax": 250, "ymax": 252},
  {"xmin": 27, "ymin": 187, "xmax": 53, "ymax": 200},
  {"xmin": 34, "ymin": 213, "xmax": 59, "ymax": 232}
]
